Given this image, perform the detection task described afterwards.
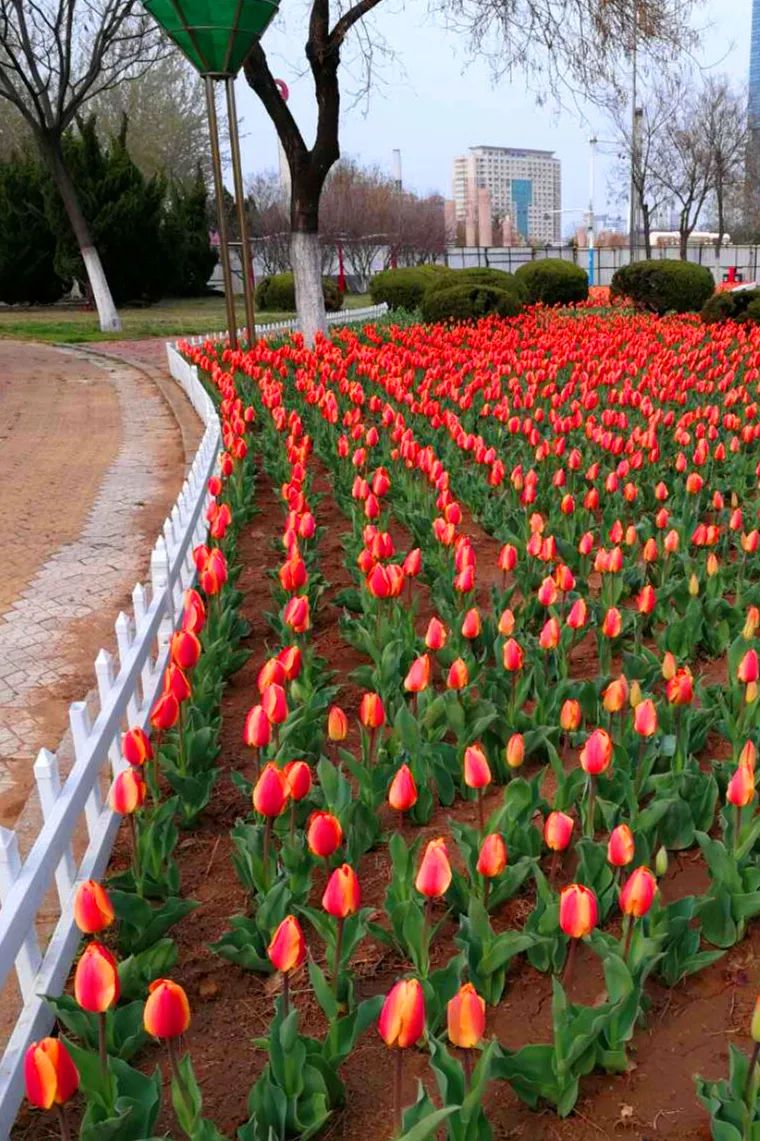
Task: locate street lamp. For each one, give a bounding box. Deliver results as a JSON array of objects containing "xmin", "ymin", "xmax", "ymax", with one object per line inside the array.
[{"xmin": 142, "ymin": 0, "xmax": 281, "ymax": 347}]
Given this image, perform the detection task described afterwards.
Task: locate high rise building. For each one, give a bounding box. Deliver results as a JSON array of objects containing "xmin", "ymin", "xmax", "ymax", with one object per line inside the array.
[
  {"xmin": 751, "ymin": 0, "xmax": 760, "ymax": 129},
  {"xmin": 452, "ymin": 146, "xmax": 562, "ymax": 244}
]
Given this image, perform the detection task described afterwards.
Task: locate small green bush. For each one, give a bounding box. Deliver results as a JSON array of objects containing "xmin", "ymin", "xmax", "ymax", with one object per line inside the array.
[
  {"xmin": 370, "ymin": 265, "xmax": 448, "ymax": 310},
  {"xmin": 701, "ymin": 288, "xmax": 760, "ymax": 324},
  {"xmin": 255, "ymin": 272, "xmax": 343, "ymax": 313},
  {"xmin": 424, "ymin": 267, "xmax": 526, "ymax": 300},
  {"xmin": 743, "ymin": 297, "xmax": 760, "ymax": 324},
  {"xmin": 611, "ymin": 260, "xmax": 714, "ymax": 315},
  {"xmin": 420, "ymin": 283, "xmax": 523, "ymax": 324},
  {"xmin": 514, "ymin": 258, "xmax": 589, "ymax": 305}
]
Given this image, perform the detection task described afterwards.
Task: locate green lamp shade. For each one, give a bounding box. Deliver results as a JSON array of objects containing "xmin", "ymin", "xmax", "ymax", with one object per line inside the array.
[{"xmin": 143, "ymin": 0, "xmax": 279, "ymax": 76}]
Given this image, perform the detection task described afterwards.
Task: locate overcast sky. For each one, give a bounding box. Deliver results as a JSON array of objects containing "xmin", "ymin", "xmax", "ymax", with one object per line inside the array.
[{"xmin": 233, "ymin": 0, "xmax": 751, "ymax": 231}]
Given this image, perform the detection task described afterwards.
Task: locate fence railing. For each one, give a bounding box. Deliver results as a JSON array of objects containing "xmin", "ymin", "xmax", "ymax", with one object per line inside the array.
[
  {"xmin": 0, "ymin": 346, "xmax": 219, "ymax": 1135},
  {"xmin": 181, "ymin": 301, "xmax": 389, "ymax": 346}
]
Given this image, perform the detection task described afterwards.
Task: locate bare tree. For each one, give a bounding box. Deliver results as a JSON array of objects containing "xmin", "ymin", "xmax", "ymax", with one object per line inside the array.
[
  {"xmin": 238, "ymin": 0, "xmax": 698, "ymax": 343},
  {"xmin": 702, "ymin": 76, "xmax": 748, "ymax": 251},
  {"xmin": 0, "ymin": 2, "xmax": 164, "ymax": 330},
  {"xmin": 648, "ymin": 74, "xmax": 713, "ymax": 258},
  {"xmin": 246, "ymin": 171, "xmax": 292, "ymax": 275}
]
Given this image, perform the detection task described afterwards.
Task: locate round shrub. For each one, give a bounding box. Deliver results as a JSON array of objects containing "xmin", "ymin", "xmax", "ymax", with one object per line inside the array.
[
  {"xmin": 514, "ymin": 258, "xmax": 589, "ymax": 305},
  {"xmin": 420, "ymin": 283, "xmax": 523, "ymax": 324},
  {"xmin": 701, "ymin": 288, "xmax": 760, "ymax": 325},
  {"xmin": 424, "ymin": 267, "xmax": 526, "ymax": 301},
  {"xmin": 610, "ymin": 260, "xmax": 714, "ymax": 315},
  {"xmin": 743, "ymin": 297, "xmax": 760, "ymax": 324},
  {"xmin": 255, "ymin": 272, "xmax": 343, "ymax": 313},
  {"xmin": 370, "ymin": 265, "xmax": 449, "ymax": 310}
]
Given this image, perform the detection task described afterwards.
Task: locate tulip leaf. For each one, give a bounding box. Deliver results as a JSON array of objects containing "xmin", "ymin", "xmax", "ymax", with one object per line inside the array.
[{"xmin": 397, "ymin": 1106, "xmax": 459, "ymax": 1141}]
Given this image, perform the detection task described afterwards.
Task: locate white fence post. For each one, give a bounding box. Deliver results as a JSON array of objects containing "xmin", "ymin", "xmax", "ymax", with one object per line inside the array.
[
  {"xmin": 0, "ymin": 829, "xmax": 43, "ymax": 996},
  {"xmin": 33, "ymin": 750, "xmax": 76, "ymax": 904}
]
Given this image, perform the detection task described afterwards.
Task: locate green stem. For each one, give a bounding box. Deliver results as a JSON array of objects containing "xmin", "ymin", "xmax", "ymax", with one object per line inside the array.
[
  {"xmin": 128, "ymin": 813, "xmax": 142, "ymax": 895},
  {"xmin": 333, "ymin": 916, "xmax": 344, "ymax": 998},
  {"xmin": 177, "ymin": 700, "xmax": 187, "ymax": 777},
  {"xmin": 393, "ymin": 1048, "xmax": 404, "ymax": 1137},
  {"xmin": 744, "ymin": 1040, "xmax": 760, "ymax": 1105},
  {"xmin": 463, "ymin": 1048, "xmax": 473, "ymax": 1092},
  {"xmin": 282, "ymin": 970, "xmax": 290, "ymax": 1018},
  {"xmin": 622, "ymin": 914, "xmax": 633, "ymax": 963},
  {"xmin": 585, "ymin": 774, "xmax": 597, "ymax": 839},
  {"xmin": 562, "ymin": 937, "xmax": 578, "ymax": 989},
  {"xmin": 263, "ymin": 816, "xmax": 273, "ymax": 891},
  {"xmin": 98, "ymin": 1011, "xmax": 108, "ymax": 1082},
  {"xmin": 736, "ymin": 804, "xmax": 743, "ymax": 854}
]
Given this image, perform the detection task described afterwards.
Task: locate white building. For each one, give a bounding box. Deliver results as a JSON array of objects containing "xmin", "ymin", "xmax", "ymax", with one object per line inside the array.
[{"xmin": 452, "ymin": 146, "xmax": 562, "ymax": 244}]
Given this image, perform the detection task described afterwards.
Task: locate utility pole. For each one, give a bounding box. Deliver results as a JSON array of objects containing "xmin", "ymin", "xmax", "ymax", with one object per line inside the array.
[
  {"xmin": 588, "ymin": 137, "xmax": 597, "ymax": 286},
  {"xmin": 629, "ymin": 0, "xmax": 641, "ymax": 263}
]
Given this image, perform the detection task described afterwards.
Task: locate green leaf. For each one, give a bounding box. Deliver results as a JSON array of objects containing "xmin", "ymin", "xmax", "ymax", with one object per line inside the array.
[{"xmin": 398, "ymin": 1106, "xmax": 459, "ymax": 1141}]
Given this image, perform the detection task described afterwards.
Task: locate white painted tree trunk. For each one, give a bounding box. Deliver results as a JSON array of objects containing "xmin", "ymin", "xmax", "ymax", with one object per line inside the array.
[
  {"xmin": 81, "ymin": 246, "xmax": 122, "ymax": 333},
  {"xmin": 291, "ymin": 231, "xmax": 327, "ymax": 346}
]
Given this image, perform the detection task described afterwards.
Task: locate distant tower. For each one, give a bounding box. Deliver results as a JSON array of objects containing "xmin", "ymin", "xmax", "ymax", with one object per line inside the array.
[
  {"xmin": 392, "ymin": 148, "xmax": 402, "ymax": 191},
  {"xmin": 477, "ymin": 187, "xmax": 493, "ymax": 247},
  {"xmin": 751, "ymin": 1, "xmax": 760, "ymax": 128}
]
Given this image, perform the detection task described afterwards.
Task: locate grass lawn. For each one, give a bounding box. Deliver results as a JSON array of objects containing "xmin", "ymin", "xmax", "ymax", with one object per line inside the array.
[{"xmin": 0, "ymin": 293, "xmax": 374, "ymax": 344}]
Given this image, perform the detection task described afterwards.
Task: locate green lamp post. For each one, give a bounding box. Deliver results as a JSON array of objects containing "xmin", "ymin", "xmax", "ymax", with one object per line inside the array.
[{"xmin": 143, "ymin": 0, "xmax": 280, "ymax": 346}]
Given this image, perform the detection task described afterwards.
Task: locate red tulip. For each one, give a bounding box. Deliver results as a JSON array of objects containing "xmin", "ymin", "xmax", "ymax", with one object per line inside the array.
[
  {"xmin": 181, "ymin": 588, "xmax": 206, "ymax": 634},
  {"xmin": 170, "ymin": 629, "xmax": 201, "ymax": 671},
  {"xmin": 665, "ymin": 667, "xmax": 693, "ymax": 705},
  {"xmin": 378, "ymin": 978, "xmax": 425, "ymax": 1049},
  {"xmin": 463, "ymin": 744, "xmax": 491, "ymax": 789},
  {"xmin": 607, "ymin": 823, "xmax": 635, "ymax": 867},
  {"xmin": 283, "ymin": 760, "xmax": 312, "ymax": 801},
  {"xmin": 619, "ymin": 866, "xmax": 657, "ymax": 918},
  {"xmin": 143, "ymin": 978, "xmax": 191, "ymax": 1039},
  {"xmin": 122, "ymin": 727, "xmax": 152, "ymax": 767},
  {"xmin": 359, "ymin": 692, "xmax": 385, "ymax": 729},
  {"xmin": 461, "ymin": 607, "xmax": 481, "ymax": 638},
  {"xmin": 727, "ymin": 762, "xmax": 755, "ymax": 808},
  {"xmin": 404, "ymin": 653, "xmax": 430, "ymax": 693},
  {"xmin": 307, "ymin": 811, "xmax": 343, "ymax": 857},
  {"xmin": 580, "ymin": 728, "xmax": 613, "ymax": 775},
  {"xmin": 24, "ymin": 1038, "xmax": 79, "ymax": 1110},
  {"xmin": 415, "ymin": 837, "xmax": 452, "ymax": 898},
  {"xmin": 544, "ymin": 811, "xmax": 573, "ymax": 852},
  {"xmin": 108, "ymin": 768, "xmax": 146, "ymax": 814},
  {"xmin": 738, "ymin": 649, "xmax": 759, "ymax": 685},
  {"xmin": 283, "ymin": 595, "xmax": 310, "ymax": 633},
  {"xmin": 502, "ymin": 638, "xmax": 524, "ymax": 671},
  {"xmin": 559, "ymin": 884, "xmax": 598, "ymax": 939},
  {"xmin": 446, "ymin": 657, "xmax": 469, "ymax": 689},
  {"xmin": 424, "ymin": 617, "xmax": 448, "ymax": 651},
  {"xmin": 476, "ymin": 832, "xmax": 507, "ymax": 877},
  {"xmin": 150, "ymin": 689, "xmax": 179, "ymax": 731},
  {"xmin": 262, "ymin": 682, "xmax": 288, "ymax": 724},
  {"xmin": 267, "ymin": 915, "xmax": 306, "ymax": 973},
  {"xmin": 252, "ymin": 763, "xmax": 289, "ymax": 817},
  {"xmin": 243, "ymin": 704, "xmax": 271, "ymax": 748},
  {"xmin": 388, "ymin": 764, "xmax": 418, "ymax": 811},
  {"xmin": 322, "ymin": 863, "xmax": 361, "ymax": 917},
  {"xmin": 74, "ymin": 941, "xmax": 120, "ymax": 1012},
  {"xmin": 73, "ymin": 880, "xmax": 115, "ymax": 935}
]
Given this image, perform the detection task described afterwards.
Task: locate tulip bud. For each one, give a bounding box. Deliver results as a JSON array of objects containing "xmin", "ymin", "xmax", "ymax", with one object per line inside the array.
[
  {"xmin": 498, "ymin": 608, "xmax": 515, "ymax": 636},
  {"xmin": 727, "ymin": 762, "xmax": 755, "ymax": 808},
  {"xmin": 751, "ymin": 996, "xmax": 760, "ymax": 1044},
  {"xmin": 143, "ymin": 978, "xmax": 191, "ymax": 1039},
  {"xmin": 566, "ymin": 598, "xmax": 588, "ymax": 629},
  {"xmin": 738, "ymin": 649, "xmax": 760, "ymax": 685},
  {"xmin": 307, "ymin": 811, "xmax": 343, "ymax": 857},
  {"xmin": 559, "ymin": 883, "xmax": 598, "ymax": 939},
  {"xmin": 262, "ymin": 682, "xmax": 288, "ymax": 725},
  {"xmin": 602, "ymin": 677, "xmax": 629, "ymax": 714},
  {"xmin": 170, "ymin": 629, "xmax": 202, "ymax": 671},
  {"xmin": 74, "ymin": 942, "xmax": 120, "ymax": 1012},
  {"xmin": 447, "ymin": 983, "xmax": 486, "ymax": 1048},
  {"xmin": 464, "ymin": 745, "xmax": 491, "ymax": 789},
  {"xmin": 283, "ymin": 760, "xmax": 312, "ymax": 801},
  {"xmin": 73, "ymin": 880, "xmax": 115, "ymax": 935},
  {"xmin": 24, "ymin": 1038, "xmax": 79, "ymax": 1110},
  {"xmin": 629, "ymin": 680, "xmax": 642, "ymax": 708},
  {"xmin": 544, "ymin": 811, "xmax": 573, "ymax": 852},
  {"xmin": 425, "ymin": 617, "xmax": 448, "ymax": 651},
  {"xmin": 655, "ymin": 845, "xmax": 669, "ymax": 877},
  {"xmin": 476, "ymin": 832, "xmax": 507, "ymax": 877},
  {"xmin": 506, "ymin": 733, "xmax": 525, "ymax": 769},
  {"xmin": 253, "ymin": 763, "xmax": 289, "ymax": 817},
  {"xmin": 182, "ymin": 588, "xmax": 206, "ymax": 634},
  {"xmin": 378, "ymin": 979, "xmax": 425, "ymax": 1049},
  {"xmin": 461, "ymin": 608, "xmax": 481, "ymax": 639},
  {"xmin": 446, "ymin": 657, "xmax": 469, "ymax": 689},
  {"xmin": 619, "ymin": 865, "xmax": 657, "ymax": 918},
  {"xmin": 267, "ymin": 915, "xmax": 306, "ymax": 974},
  {"xmin": 164, "ymin": 664, "xmax": 191, "ymax": 704},
  {"xmin": 108, "ymin": 768, "xmax": 146, "ymax": 814},
  {"xmin": 388, "ymin": 765, "xmax": 418, "ymax": 812},
  {"xmin": 415, "ymin": 837, "xmax": 452, "ymax": 898},
  {"xmin": 150, "ymin": 689, "xmax": 179, "ymax": 732},
  {"xmin": 740, "ymin": 740, "xmax": 757, "ymax": 771},
  {"xmin": 601, "ymin": 607, "xmax": 622, "ymax": 639},
  {"xmin": 404, "ymin": 653, "xmax": 431, "ymax": 693},
  {"xmin": 502, "ymin": 638, "xmax": 524, "ymax": 672},
  {"xmin": 560, "ymin": 700, "xmax": 581, "ymax": 732},
  {"xmin": 580, "ymin": 728, "xmax": 613, "ymax": 775},
  {"xmin": 243, "ymin": 704, "xmax": 271, "ymax": 748},
  {"xmin": 122, "ymin": 727, "xmax": 152, "ymax": 767},
  {"xmin": 322, "ymin": 863, "xmax": 361, "ymax": 917},
  {"xmin": 665, "ymin": 667, "xmax": 693, "ymax": 705},
  {"xmin": 633, "ymin": 698, "xmax": 658, "ymax": 737},
  {"xmin": 607, "ymin": 824, "xmax": 635, "ymax": 867},
  {"xmin": 359, "ymin": 692, "xmax": 385, "ymax": 729},
  {"xmin": 283, "ymin": 595, "xmax": 310, "ymax": 633}
]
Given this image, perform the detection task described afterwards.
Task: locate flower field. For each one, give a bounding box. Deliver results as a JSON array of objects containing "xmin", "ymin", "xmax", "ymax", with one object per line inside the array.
[{"xmin": 19, "ymin": 305, "xmax": 760, "ymax": 1141}]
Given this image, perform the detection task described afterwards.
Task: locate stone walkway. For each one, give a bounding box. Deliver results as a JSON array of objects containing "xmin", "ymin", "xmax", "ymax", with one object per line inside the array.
[{"xmin": 0, "ymin": 339, "xmax": 199, "ymax": 837}]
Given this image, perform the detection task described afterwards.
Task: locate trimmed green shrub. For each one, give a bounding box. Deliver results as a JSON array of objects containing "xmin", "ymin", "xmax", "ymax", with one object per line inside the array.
[
  {"xmin": 255, "ymin": 272, "xmax": 343, "ymax": 313},
  {"xmin": 514, "ymin": 258, "xmax": 589, "ymax": 305},
  {"xmin": 420, "ymin": 283, "xmax": 523, "ymax": 324},
  {"xmin": 611, "ymin": 260, "xmax": 714, "ymax": 315},
  {"xmin": 424, "ymin": 267, "xmax": 526, "ymax": 301},
  {"xmin": 744, "ymin": 298, "xmax": 760, "ymax": 324},
  {"xmin": 701, "ymin": 288, "xmax": 760, "ymax": 324},
  {"xmin": 370, "ymin": 265, "xmax": 449, "ymax": 310},
  {"xmin": 0, "ymin": 155, "xmax": 62, "ymax": 304}
]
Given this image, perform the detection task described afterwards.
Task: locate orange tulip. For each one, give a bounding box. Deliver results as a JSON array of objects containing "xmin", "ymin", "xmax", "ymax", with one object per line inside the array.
[
  {"xmin": 327, "ymin": 705, "xmax": 348, "ymax": 741},
  {"xmin": 388, "ymin": 764, "xmax": 418, "ymax": 812},
  {"xmin": 666, "ymin": 667, "xmax": 693, "ymax": 705},
  {"xmin": 262, "ymin": 682, "xmax": 288, "ymax": 725},
  {"xmin": 566, "ymin": 598, "xmax": 588, "ymax": 630},
  {"xmin": 74, "ymin": 941, "xmax": 120, "ymax": 1012},
  {"xmin": 580, "ymin": 728, "xmax": 613, "ymax": 775},
  {"xmin": 267, "ymin": 915, "xmax": 306, "ymax": 973},
  {"xmin": 404, "ymin": 654, "xmax": 430, "ymax": 693},
  {"xmin": 73, "ymin": 880, "xmax": 115, "ymax": 935},
  {"xmin": 461, "ymin": 608, "xmax": 481, "ymax": 639},
  {"xmin": 283, "ymin": 760, "xmax": 312, "ymax": 801},
  {"xmin": 108, "ymin": 768, "xmax": 146, "ymax": 814},
  {"xmin": 283, "ymin": 595, "xmax": 310, "ymax": 633},
  {"xmin": 502, "ymin": 638, "xmax": 524, "ymax": 671},
  {"xmin": 307, "ymin": 811, "xmax": 343, "ymax": 857},
  {"xmin": 164, "ymin": 664, "xmax": 191, "ymax": 704},
  {"xmin": 727, "ymin": 762, "xmax": 755, "ymax": 808},
  {"xmin": 359, "ymin": 692, "xmax": 385, "ymax": 729},
  {"xmin": 150, "ymin": 689, "xmax": 179, "ymax": 731},
  {"xmin": 170, "ymin": 629, "xmax": 201, "ymax": 671},
  {"xmin": 544, "ymin": 811, "xmax": 573, "ymax": 852},
  {"xmin": 559, "ymin": 883, "xmax": 598, "ymax": 939},
  {"xmin": 446, "ymin": 658, "xmax": 470, "ymax": 689},
  {"xmin": 476, "ymin": 832, "xmax": 507, "ymax": 877},
  {"xmin": 498, "ymin": 608, "xmax": 515, "ymax": 636},
  {"xmin": 506, "ymin": 732, "xmax": 525, "ymax": 769},
  {"xmin": 378, "ymin": 978, "xmax": 425, "ymax": 1049},
  {"xmin": 619, "ymin": 866, "xmax": 656, "ymax": 918},
  {"xmin": 539, "ymin": 616, "xmax": 561, "ymax": 650},
  {"xmin": 607, "ymin": 823, "xmax": 635, "ymax": 867},
  {"xmin": 425, "ymin": 616, "xmax": 448, "ymax": 651},
  {"xmin": 322, "ymin": 863, "xmax": 361, "ymax": 917},
  {"xmin": 243, "ymin": 704, "xmax": 271, "ymax": 748},
  {"xmin": 602, "ymin": 676, "xmax": 629, "ymax": 713},
  {"xmin": 464, "ymin": 745, "xmax": 491, "ymax": 789},
  {"xmin": 143, "ymin": 978, "xmax": 191, "ymax": 1039},
  {"xmin": 415, "ymin": 837, "xmax": 452, "ymax": 898},
  {"xmin": 24, "ymin": 1038, "xmax": 78, "ymax": 1110},
  {"xmin": 601, "ymin": 607, "xmax": 622, "ymax": 639},
  {"xmin": 447, "ymin": 983, "xmax": 485, "ymax": 1048},
  {"xmin": 122, "ymin": 727, "xmax": 152, "ymax": 767},
  {"xmin": 633, "ymin": 698, "xmax": 658, "ymax": 737},
  {"xmin": 252, "ymin": 763, "xmax": 289, "ymax": 817}
]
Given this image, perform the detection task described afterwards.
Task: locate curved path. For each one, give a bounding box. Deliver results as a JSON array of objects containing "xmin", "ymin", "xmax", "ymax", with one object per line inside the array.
[{"xmin": 0, "ymin": 338, "xmax": 199, "ymax": 832}]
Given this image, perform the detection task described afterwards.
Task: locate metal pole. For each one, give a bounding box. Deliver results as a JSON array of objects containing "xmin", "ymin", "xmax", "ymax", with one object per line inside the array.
[
  {"xmin": 226, "ymin": 76, "xmax": 257, "ymax": 345},
  {"xmin": 588, "ymin": 137, "xmax": 596, "ymax": 286},
  {"xmin": 629, "ymin": 1, "xmax": 638, "ymax": 264},
  {"xmin": 205, "ymin": 76, "xmax": 238, "ymax": 348}
]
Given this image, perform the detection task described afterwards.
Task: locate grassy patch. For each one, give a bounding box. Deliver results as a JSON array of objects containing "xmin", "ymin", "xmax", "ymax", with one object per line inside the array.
[{"xmin": 0, "ymin": 293, "xmax": 373, "ymax": 344}]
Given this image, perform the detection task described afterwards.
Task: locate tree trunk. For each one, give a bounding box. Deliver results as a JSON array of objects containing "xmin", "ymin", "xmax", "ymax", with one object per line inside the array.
[
  {"xmin": 642, "ymin": 203, "xmax": 652, "ymax": 260},
  {"xmin": 715, "ymin": 185, "xmax": 725, "ymax": 254},
  {"xmin": 43, "ymin": 136, "xmax": 121, "ymax": 333},
  {"xmin": 291, "ymin": 232, "xmax": 326, "ymax": 346}
]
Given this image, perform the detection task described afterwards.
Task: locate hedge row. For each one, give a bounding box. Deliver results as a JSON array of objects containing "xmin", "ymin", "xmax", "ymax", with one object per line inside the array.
[{"xmin": 255, "ymin": 273, "xmax": 344, "ymax": 313}]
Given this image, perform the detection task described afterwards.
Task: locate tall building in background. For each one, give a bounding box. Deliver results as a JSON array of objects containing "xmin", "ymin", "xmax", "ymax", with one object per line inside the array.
[
  {"xmin": 452, "ymin": 146, "xmax": 562, "ymax": 244},
  {"xmin": 748, "ymin": 0, "xmax": 760, "ymax": 208}
]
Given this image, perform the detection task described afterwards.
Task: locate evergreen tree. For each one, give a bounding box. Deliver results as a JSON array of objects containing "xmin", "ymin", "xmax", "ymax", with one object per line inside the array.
[
  {"xmin": 0, "ymin": 154, "xmax": 61, "ymax": 304},
  {"xmin": 162, "ymin": 167, "xmax": 218, "ymax": 297}
]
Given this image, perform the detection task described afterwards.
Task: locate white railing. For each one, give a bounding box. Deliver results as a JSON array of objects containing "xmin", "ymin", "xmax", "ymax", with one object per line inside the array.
[
  {"xmin": 181, "ymin": 301, "xmax": 390, "ymax": 346},
  {"xmin": 0, "ymin": 346, "xmax": 219, "ymax": 1135}
]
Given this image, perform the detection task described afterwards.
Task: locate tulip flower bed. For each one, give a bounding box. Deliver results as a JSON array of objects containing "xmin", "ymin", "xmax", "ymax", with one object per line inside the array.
[{"xmin": 17, "ymin": 304, "xmax": 760, "ymax": 1141}]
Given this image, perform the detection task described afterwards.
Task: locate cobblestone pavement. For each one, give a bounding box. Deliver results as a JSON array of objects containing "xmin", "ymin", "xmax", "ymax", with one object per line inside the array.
[{"xmin": 0, "ymin": 338, "xmax": 197, "ymax": 835}]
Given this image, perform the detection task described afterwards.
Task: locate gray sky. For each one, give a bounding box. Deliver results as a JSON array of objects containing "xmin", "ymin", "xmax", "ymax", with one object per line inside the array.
[{"xmin": 234, "ymin": 0, "xmax": 751, "ymax": 229}]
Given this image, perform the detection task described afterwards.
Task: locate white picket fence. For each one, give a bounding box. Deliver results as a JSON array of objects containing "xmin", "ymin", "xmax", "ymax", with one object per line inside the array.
[
  {"xmin": 181, "ymin": 300, "xmax": 390, "ymax": 346},
  {"xmin": 0, "ymin": 346, "xmax": 219, "ymax": 1136}
]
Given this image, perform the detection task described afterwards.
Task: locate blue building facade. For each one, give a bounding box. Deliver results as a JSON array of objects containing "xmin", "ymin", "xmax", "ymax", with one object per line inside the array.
[{"xmin": 752, "ymin": 0, "xmax": 760, "ymax": 126}]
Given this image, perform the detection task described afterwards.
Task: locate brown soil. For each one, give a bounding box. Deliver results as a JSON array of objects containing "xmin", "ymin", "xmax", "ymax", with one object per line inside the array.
[{"xmin": 13, "ymin": 452, "xmax": 755, "ymax": 1141}]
